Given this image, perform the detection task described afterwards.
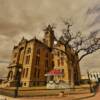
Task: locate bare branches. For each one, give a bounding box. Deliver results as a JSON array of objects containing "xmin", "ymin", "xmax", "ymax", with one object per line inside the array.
[
  {"xmin": 47, "ymin": 20, "xmax": 100, "ymax": 63},
  {"xmin": 59, "ymin": 20, "xmax": 73, "ymax": 45},
  {"xmin": 53, "ymin": 47, "xmax": 67, "ymax": 56},
  {"xmin": 58, "ymin": 20, "xmax": 100, "ymax": 62},
  {"xmin": 78, "ymin": 44, "xmax": 100, "ymax": 62},
  {"xmin": 78, "ymin": 52, "xmax": 90, "ymax": 62}
]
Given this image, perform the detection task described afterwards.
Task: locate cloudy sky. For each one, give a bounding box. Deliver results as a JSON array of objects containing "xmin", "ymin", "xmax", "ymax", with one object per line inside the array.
[{"xmin": 0, "ymin": 0, "xmax": 100, "ymax": 77}]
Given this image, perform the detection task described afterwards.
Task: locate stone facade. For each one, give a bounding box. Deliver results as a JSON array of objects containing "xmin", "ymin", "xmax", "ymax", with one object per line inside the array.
[{"xmin": 7, "ymin": 25, "xmax": 81, "ymax": 87}]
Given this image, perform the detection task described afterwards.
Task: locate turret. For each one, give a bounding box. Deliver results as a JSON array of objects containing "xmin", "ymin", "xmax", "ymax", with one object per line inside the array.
[{"xmin": 43, "ymin": 25, "xmax": 55, "ymax": 48}]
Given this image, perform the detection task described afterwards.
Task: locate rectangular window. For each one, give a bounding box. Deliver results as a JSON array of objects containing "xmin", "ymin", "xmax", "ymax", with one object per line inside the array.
[
  {"xmin": 52, "ymin": 54, "xmax": 54, "ymax": 59},
  {"xmin": 61, "ymin": 69, "xmax": 64, "ymax": 74},
  {"xmin": 34, "ymin": 68, "xmax": 37, "ymax": 78},
  {"xmin": 45, "ymin": 68, "xmax": 47, "ymax": 73},
  {"xmin": 45, "ymin": 60, "xmax": 48, "ymax": 73},
  {"xmin": 61, "ymin": 52, "xmax": 64, "ymax": 56},
  {"xmin": 28, "ymin": 55, "xmax": 30, "ymax": 64},
  {"xmin": 25, "ymin": 68, "xmax": 29, "ymax": 77},
  {"xmin": 22, "ymin": 68, "xmax": 25, "ymax": 78},
  {"xmin": 61, "ymin": 69, "xmax": 64, "ymax": 77},
  {"xmin": 37, "ymin": 49, "xmax": 40, "ymax": 55},
  {"xmin": 58, "ymin": 59, "xmax": 60, "ymax": 66},
  {"xmin": 26, "ymin": 56, "xmax": 28, "ymax": 64},
  {"xmin": 57, "ymin": 51, "xmax": 60, "ymax": 56},
  {"xmin": 52, "ymin": 61, "xmax": 54, "ymax": 68},
  {"xmin": 35, "ymin": 56, "xmax": 38, "ymax": 65},
  {"xmin": 34, "ymin": 68, "xmax": 40, "ymax": 79},
  {"xmin": 25, "ymin": 55, "xmax": 30, "ymax": 64},
  {"xmin": 46, "ymin": 52, "xmax": 48, "ymax": 58},
  {"xmin": 35, "ymin": 56, "xmax": 40, "ymax": 65},
  {"xmin": 37, "ymin": 57, "xmax": 40, "ymax": 65},
  {"xmin": 61, "ymin": 57, "xmax": 64, "ymax": 66},
  {"xmin": 37, "ymin": 69, "xmax": 40, "ymax": 78},
  {"xmin": 24, "ymin": 83, "xmax": 26, "ymax": 86},
  {"xmin": 45, "ymin": 60, "xmax": 48, "ymax": 68},
  {"xmin": 13, "ymin": 60, "xmax": 16, "ymax": 64}
]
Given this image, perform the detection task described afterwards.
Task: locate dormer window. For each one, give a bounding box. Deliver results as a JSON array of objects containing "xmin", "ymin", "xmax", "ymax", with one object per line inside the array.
[{"xmin": 27, "ymin": 48, "xmax": 31, "ymax": 54}]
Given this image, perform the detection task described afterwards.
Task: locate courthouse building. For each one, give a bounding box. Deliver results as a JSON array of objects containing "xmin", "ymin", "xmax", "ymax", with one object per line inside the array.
[{"xmin": 7, "ymin": 25, "xmax": 81, "ymax": 87}]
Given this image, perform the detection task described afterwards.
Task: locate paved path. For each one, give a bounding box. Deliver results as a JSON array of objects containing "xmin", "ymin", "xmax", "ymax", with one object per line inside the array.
[
  {"xmin": 82, "ymin": 86, "xmax": 100, "ymax": 100},
  {"xmin": 0, "ymin": 86, "xmax": 100, "ymax": 100},
  {"xmin": 0, "ymin": 93, "xmax": 94, "ymax": 100},
  {"xmin": 0, "ymin": 95, "xmax": 75, "ymax": 100}
]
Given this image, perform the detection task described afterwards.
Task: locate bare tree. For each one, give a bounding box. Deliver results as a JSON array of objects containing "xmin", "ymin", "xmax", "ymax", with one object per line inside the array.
[
  {"xmin": 53, "ymin": 20, "xmax": 100, "ymax": 85},
  {"xmin": 57, "ymin": 20, "xmax": 100, "ymax": 63},
  {"xmin": 44, "ymin": 23, "xmax": 100, "ymax": 85}
]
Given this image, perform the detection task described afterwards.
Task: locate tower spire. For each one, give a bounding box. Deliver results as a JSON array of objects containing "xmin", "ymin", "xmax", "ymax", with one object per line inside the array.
[{"xmin": 43, "ymin": 24, "xmax": 55, "ymax": 48}]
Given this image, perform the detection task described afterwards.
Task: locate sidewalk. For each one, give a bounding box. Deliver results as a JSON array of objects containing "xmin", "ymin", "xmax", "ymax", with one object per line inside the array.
[
  {"xmin": 0, "ymin": 92, "xmax": 94, "ymax": 100},
  {"xmin": 0, "ymin": 84, "xmax": 98, "ymax": 100},
  {"xmin": 0, "ymin": 95, "xmax": 74, "ymax": 100}
]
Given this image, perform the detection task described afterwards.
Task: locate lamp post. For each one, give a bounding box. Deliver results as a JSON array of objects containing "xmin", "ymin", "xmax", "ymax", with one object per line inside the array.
[
  {"xmin": 14, "ymin": 66, "xmax": 22, "ymax": 98},
  {"xmin": 87, "ymin": 70, "xmax": 93, "ymax": 93},
  {"xmin": 96, "ymin": 73, "xmax": 99, "ymax": 83},
  {"xmin": 97, "ymin": 73, "xmax": 100, "ymax": 83}
]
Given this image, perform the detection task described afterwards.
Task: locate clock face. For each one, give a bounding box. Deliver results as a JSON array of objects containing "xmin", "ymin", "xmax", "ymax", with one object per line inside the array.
[{"xmin": 54, "ymin": 41, "xmax": 57, "ymax": 45}]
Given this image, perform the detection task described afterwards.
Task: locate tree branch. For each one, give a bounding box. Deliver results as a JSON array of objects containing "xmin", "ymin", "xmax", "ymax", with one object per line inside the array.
[
  {"xmin": 53, "ymin": 47, "xmax": 67, "ymax": 56},
  {"xmin": 78, "ymin": 46, "xmax": 100, "ymax": 62},
  {"xmin": 78, "ymin": 52, "xmax": 90, "ymax": 62}
]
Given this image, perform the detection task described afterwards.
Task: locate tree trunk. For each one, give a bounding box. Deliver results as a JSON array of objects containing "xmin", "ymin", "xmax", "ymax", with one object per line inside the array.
[
  {"xmin": 72, "ymin": 53, "xmax": 81, "ymax": 85},
  {"xmin": 65, "ymin": 45, "xmax": 81, "ymax": 86}
]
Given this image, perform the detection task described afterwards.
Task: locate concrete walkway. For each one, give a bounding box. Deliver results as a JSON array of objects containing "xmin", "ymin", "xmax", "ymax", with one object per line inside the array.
[
  {"xmin": 0, "ymin": 92, "xmax": 94, "ymax": 100},
  {"xmin": 0, "ymin": 85, "xmax": 99, "ymax": 100}
]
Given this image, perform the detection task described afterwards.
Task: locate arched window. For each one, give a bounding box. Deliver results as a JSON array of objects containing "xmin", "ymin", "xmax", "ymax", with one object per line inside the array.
[{"xmin": 7, "ymin": 71, "xmax": 13, "ymax": 80}]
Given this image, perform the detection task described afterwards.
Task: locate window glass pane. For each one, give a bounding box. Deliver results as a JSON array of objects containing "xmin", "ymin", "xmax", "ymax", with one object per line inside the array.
[
  {"xmin": 27, "ymin": 48, "xmax": 31, "ymax": 54},
  {"xmin": 37, "ymin": 49, "xmax": 40, "ymax": 54},
  {"xmin": 25, "ymin": 68, "xmax": 29, "ymax": 77},
  {"xmin": 58, "ymin": 59, "xmax": 60, "ymax": 66}
]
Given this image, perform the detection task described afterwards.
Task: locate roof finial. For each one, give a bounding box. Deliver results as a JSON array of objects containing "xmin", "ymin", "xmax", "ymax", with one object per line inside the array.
[{"xmin": 43, "ymin": 24, "xmax": 55, "ymax": 33}]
